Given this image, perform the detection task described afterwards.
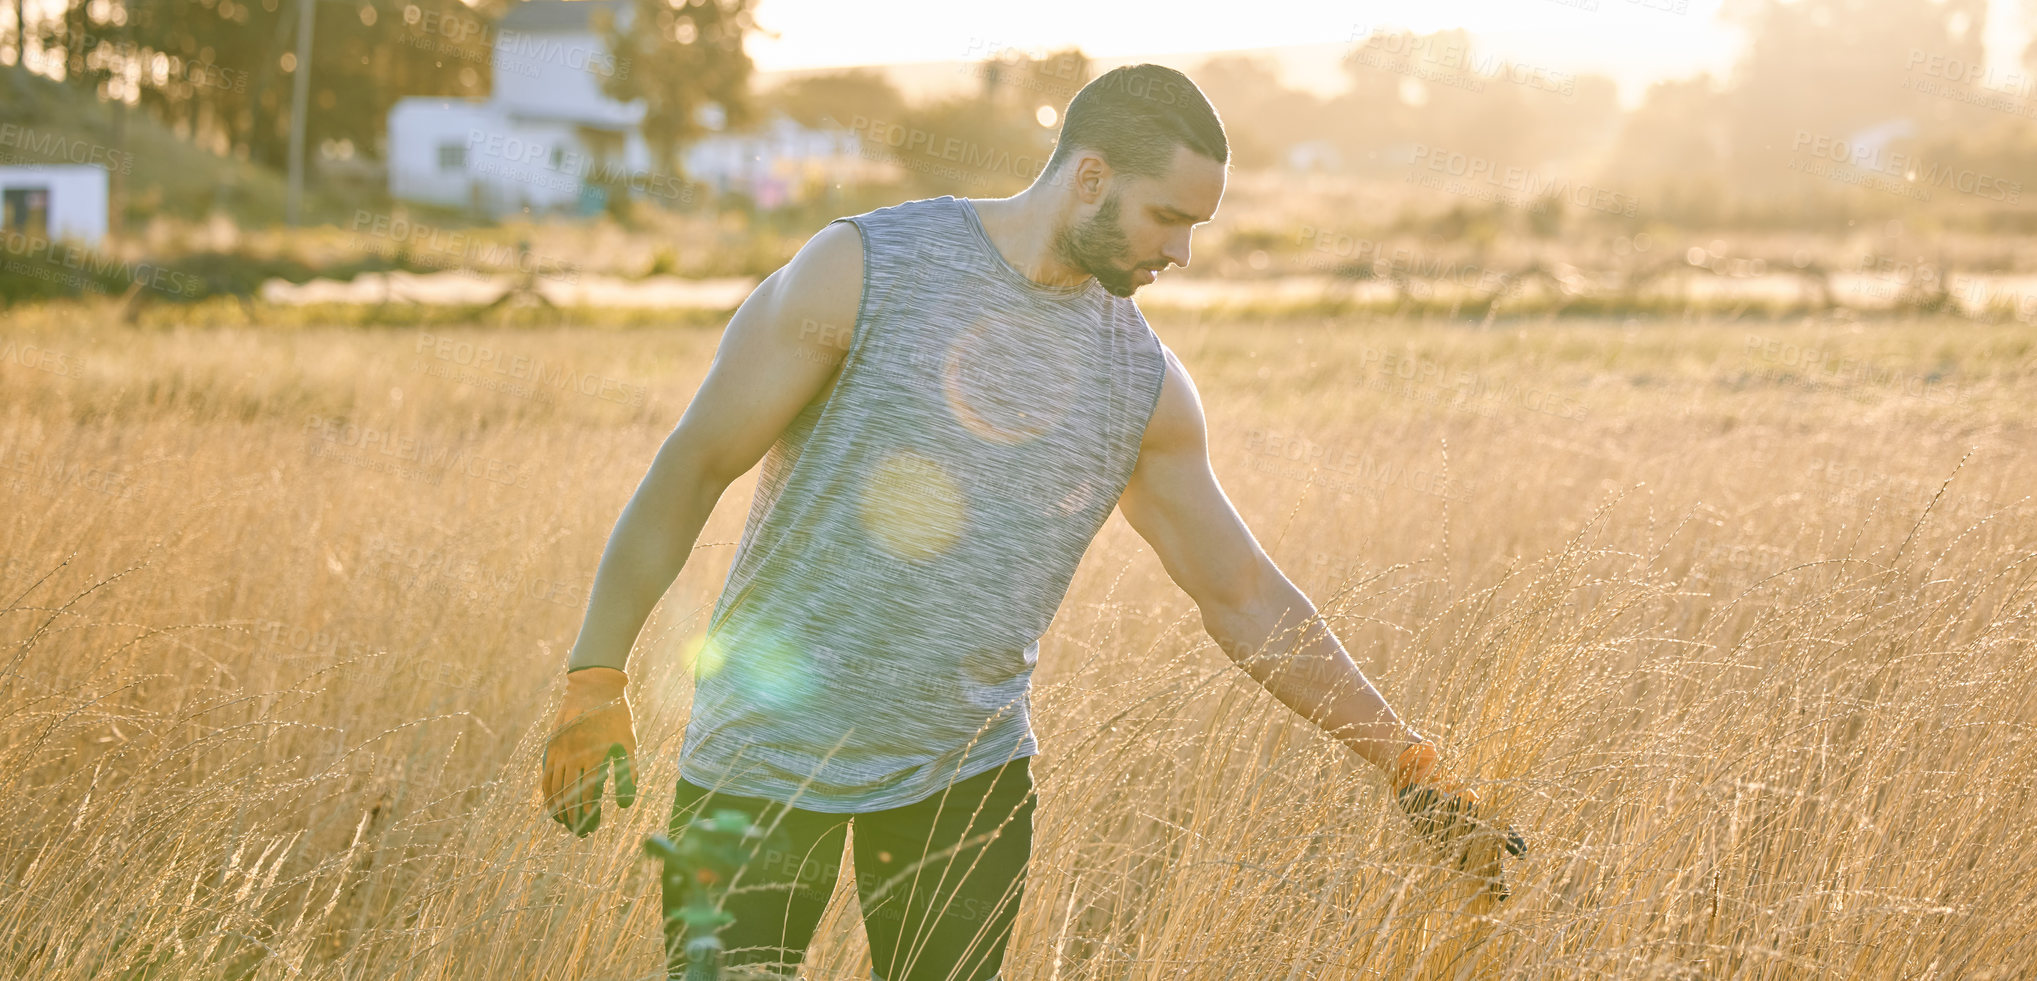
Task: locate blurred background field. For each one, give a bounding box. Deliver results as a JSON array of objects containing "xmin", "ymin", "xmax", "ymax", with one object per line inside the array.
[
  {"xmin": 4, "ymin": 0, "xmax": 2037, "ymax": 325},
  {"xmin": 7, "ymin": 0, "xmax": 2037, "ymax": 977},
  {"xmin": 3, "ymin": 313, "xmax": 2034, "ymax": 979}
]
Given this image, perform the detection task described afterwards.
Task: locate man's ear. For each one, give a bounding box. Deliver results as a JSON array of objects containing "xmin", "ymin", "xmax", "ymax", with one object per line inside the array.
[{"xmin": 1069, "ymin": 150, "xmax": 1113, "ymax": 205}]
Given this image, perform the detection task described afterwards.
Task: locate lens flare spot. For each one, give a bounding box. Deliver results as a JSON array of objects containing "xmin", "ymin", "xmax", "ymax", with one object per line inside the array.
[
  {"xmin": 858, "ymin": 450, "xmax": 966, "ymax": 561},
  {"xmin": 685, "ymin": 631, "xmax": 726, "ymax": 679},
  {"xmin": 743, "ymin": 627, "xmax": 812, "ymax": 710},
  {"xmin": 690, "ymin": 624, "xmax": 814, "ymax": 710},
  {"xmin": 941, "ymin": 316, "xmax": 1079, "ymax": 445}
]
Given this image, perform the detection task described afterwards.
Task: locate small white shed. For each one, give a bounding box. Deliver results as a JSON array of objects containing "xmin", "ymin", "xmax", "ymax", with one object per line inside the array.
[{"xmin": 0, "ymin": 165, "xmax": 109, "ymax": 246}]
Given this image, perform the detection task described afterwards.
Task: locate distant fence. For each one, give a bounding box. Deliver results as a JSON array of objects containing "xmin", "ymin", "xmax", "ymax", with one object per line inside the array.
[{"xmin": 1142, "ymin": 256, "xmax": 2037, "ymax": 323}]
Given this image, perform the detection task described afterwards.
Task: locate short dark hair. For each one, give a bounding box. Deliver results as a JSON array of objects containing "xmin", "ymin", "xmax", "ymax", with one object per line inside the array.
[{"xmin": 1042, "ymin": 64, "xmax": 1229, "ymax": 183}]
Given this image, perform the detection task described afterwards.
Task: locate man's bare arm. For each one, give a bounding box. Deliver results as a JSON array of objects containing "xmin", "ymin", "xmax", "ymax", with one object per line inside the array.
[
  {"xmin": 1116, "ymin": 347, "xmax": 1420, "ymax": 772},
  {"xmin": 564, "ymin": 221, "xmax": 864, "ymax": 673}
]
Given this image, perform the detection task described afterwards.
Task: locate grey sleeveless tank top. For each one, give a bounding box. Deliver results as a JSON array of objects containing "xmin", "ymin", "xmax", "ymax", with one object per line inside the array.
[{"xmin": 676, "ymin": 195, "xmax": 1170, "ymax": 812}]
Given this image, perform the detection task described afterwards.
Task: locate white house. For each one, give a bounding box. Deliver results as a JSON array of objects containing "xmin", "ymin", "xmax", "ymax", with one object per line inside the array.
[
  {"xmin": 387, "ymin": 0, "xmax": 870, "ymax": 216},
  {"xmin": 388, "ymin": 0, "xmax": 650, "ymax": 217},
  {"xmin": 0, "ymin": 165, "xmax": 109, "ymax": 245},
  {"xmin": 682, "ymin": 115, "xmax": 878, "ymax": 209}
]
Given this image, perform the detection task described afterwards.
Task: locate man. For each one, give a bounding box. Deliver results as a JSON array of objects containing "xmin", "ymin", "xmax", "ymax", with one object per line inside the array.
[{"xmin": 540, "ymin": 63, "xmax": 1525, "ymax": 981}]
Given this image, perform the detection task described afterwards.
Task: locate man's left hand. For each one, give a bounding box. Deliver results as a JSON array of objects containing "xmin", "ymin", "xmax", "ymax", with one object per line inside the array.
[{"xmin": 1391, "ymin": 739, "xmax": 1527, "ymax": 902}]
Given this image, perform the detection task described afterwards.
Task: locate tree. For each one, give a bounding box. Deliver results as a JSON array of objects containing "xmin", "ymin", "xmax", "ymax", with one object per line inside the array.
[
  {"xmin": 1716, "ymin": 0, "xmax": 1990, "ymax": 189},
  {"xmin": 600, "ymin": 0, "xmax": 758, "ymax": 180},
  {"xmin": 2028, "ymin": 0, "xmax": 2037, "ymax": 75},
  {"xmin": 37, "ymin": 0, "xmax": 487, "ymax": 170},
  {"xmin": 1327, "ymin": 27, "xmax": 1618, "ymax": 176},
  {"xmin": 1604, "ymin": 75, "xmax": 1732, "ymax": 182},
  {"xmin": 884, "ymin": 46, "xmax": 1086, "ymax": 197},
  {"xmin": 761, "ymin": 68, "xmax": 906, "ymax": 130},
  {"xmin": 1190, "ymin": 55, "xmax": 1321, "ymax": 170},
  {"xmin": 971, "ymin": 44, "xmax": 1087, "ymax": 114}
]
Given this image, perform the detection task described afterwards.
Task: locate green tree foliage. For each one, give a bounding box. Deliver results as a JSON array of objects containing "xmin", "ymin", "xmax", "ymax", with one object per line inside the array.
[
  {"xmin": 598, "ymin": 0, "xmax": 757, "ymax": 178},
  {"xmin": 928, "ymin": 45, "xmax": 1086, "ymax": 193},
  {"xmin": 1715, "ymin": 0, "xmax": 1989, "ymax": 185},
  {"xmin": 1189, "ymin": 55, "xmax": 1322, "ymax": 170},
  {"xmin": 1326, "ymin": 27, "xmax": 1620, "ymax": 174},
  {"xmin": 765, "ymin": 48, "xmax": 1087, "ymax": 199},
  {"xmin": 35, "ymin": 0, "xmax": 491, "ymax": 169},
  {"xmin": 1600, "ymin": 0, "xmax": 2013, "ymax": 222},
  {"xmin": 762, "ymin": 67, "xmax": 906, "ymax": 130},
  {"xmin": 970, "ymin": 44, "xmax": 1087, "ymax": 112}
]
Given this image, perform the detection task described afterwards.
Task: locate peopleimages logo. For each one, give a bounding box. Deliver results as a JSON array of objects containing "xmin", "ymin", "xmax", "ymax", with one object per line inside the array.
[
  {"xmin": 0, "ymin": 230, "xmax": 202, "ymax": 297},
  {"xmin": 1789, "ymin": 131, "xmax": 2022, "ymax": 204},
  {"xmin": 846, "ymin": 116, "xmax": 1048, "ymax": 183},
  {"xmin": 1904, "ymin": 49, "xmax": 2033, "ymax": 99},
  {"xmin": 0, "ymin": 124, "xmax": 136, "ymax": 174},
  {"xmin": 1346, "ymin": 28, "xmax": 1577, "ymax": 98},
  {"xmin": 403, "ymin": 6, "xmax": 628, "ymax": 79},
  {"xmin": 1092, "ymin": 67, "xmax": 1192, "ymax": 106},
  {"xmin": 1244, "ymin": 429, "xmax": 1475, "ymax": 503},
  {"xmin": 464, "ymin": 130, "xmax": 688, "ymax": 202},
  {"xmin": 1295, "ymin": 226, "xmax": 1510, "ymax": 289},
  {"xmin": 0, "ymin": 339, "xmax": 87, "ymax": 378},
  {"xmin": 303, "ymin": 414, "xmax": 537, "ymax": 488},
  {"xmin": 0, "ymin": 447, "xmax": 138, "ymax": 500},
  {"xmin": 54, "ymin": 30, "xmax": 249, "ymax": 93},
  {"xmin": 413, "ymin": 333, "xmax": 649, "ymax": 408},
  {"xmin": 1742, "ymin": 334, "xmax": 1966, "ymax": 406},
  {"xmin": 1406, "ymin": 144, "xmax": 1641, "ymax": 217},
  {"xmin": 350, "ymin": 210, "xmax": 581, "ymax": 284},
  {"xmin": 956, "ymin": 38, "xmax": 1085, "ymax": 98}
]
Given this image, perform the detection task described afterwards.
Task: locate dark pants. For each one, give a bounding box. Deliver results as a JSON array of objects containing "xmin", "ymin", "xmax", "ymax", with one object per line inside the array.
[{"xmin": 664, "ymin": 757, "xmax": 1035, "ymax": 981}]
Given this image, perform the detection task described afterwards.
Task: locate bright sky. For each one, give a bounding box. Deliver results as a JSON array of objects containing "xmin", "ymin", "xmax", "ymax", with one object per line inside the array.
[
  {"xmin": 8, "ymin": 0, "xmax": 2029, "ymax": 112},
  {"xmin": 748, "ymin": 0, "xmax": 2032, "ymax": 110}
]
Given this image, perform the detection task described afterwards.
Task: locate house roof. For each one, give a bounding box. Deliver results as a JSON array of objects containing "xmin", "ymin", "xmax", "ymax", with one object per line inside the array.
[{"xmin": 500, "ymin": 0, "xmax": 624, "ymax": 33}]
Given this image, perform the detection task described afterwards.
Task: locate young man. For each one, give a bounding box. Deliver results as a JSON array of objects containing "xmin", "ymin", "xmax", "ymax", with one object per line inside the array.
[{"xmin": 540, "ymin": 64, "xmax": 1525, "ymax": 981}]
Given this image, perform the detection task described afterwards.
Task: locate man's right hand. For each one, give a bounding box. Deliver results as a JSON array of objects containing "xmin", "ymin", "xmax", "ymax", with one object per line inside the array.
[{"xmin": 541, "ymin": 666, "xmax": 639, "ymax": 837}]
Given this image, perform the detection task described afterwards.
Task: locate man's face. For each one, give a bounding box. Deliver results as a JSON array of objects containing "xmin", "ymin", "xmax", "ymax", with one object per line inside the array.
[{"xmin": 1053, "ymin": 145, "xmax": 1225, "ymax": 298}]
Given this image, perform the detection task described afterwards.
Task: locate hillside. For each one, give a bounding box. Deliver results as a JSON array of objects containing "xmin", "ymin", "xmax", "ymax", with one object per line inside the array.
[{"xmin": 1, "ymin": 67, "xmax": 361, "ymax": 227}]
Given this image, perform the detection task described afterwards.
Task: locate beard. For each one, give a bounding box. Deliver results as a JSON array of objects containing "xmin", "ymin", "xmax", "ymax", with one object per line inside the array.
[{"xmin": 1051, "ymin": 192, "xmax": 1155, "ymax": 299}]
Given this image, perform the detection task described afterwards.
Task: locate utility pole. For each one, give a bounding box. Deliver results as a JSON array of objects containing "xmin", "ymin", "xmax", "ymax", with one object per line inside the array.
[
  {"xmin": 286, "ymin": 0, "xmax": 315, "ymax": 226},
  {"xmin": 110, "ymin": 4, "xmax": 126, "ymax": 236}
]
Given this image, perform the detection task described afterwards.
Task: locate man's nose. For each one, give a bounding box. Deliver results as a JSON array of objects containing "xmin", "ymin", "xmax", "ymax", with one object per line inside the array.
[{"xmin": 1162, "ymin": 233, "xmax": 1192, "ymax": 270}]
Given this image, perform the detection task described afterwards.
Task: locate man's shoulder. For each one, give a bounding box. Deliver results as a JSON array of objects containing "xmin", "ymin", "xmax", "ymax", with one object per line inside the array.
[
  {"xmin": 833, "ymin": 194, "xmax": 960, "ymax": 228},
  {"xmin": 1109, "ymin": 299, "xmax": 1170, "ymax": 371},
  {"xmin": 1136, "ymin": 344, "xmax": 1199, "ymax": 453}
]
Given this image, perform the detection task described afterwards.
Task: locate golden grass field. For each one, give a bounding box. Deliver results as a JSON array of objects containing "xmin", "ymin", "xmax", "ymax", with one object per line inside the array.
[{"xmin": 2, "ymin": 307, "xmax": 2033, "ymax": 980}]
